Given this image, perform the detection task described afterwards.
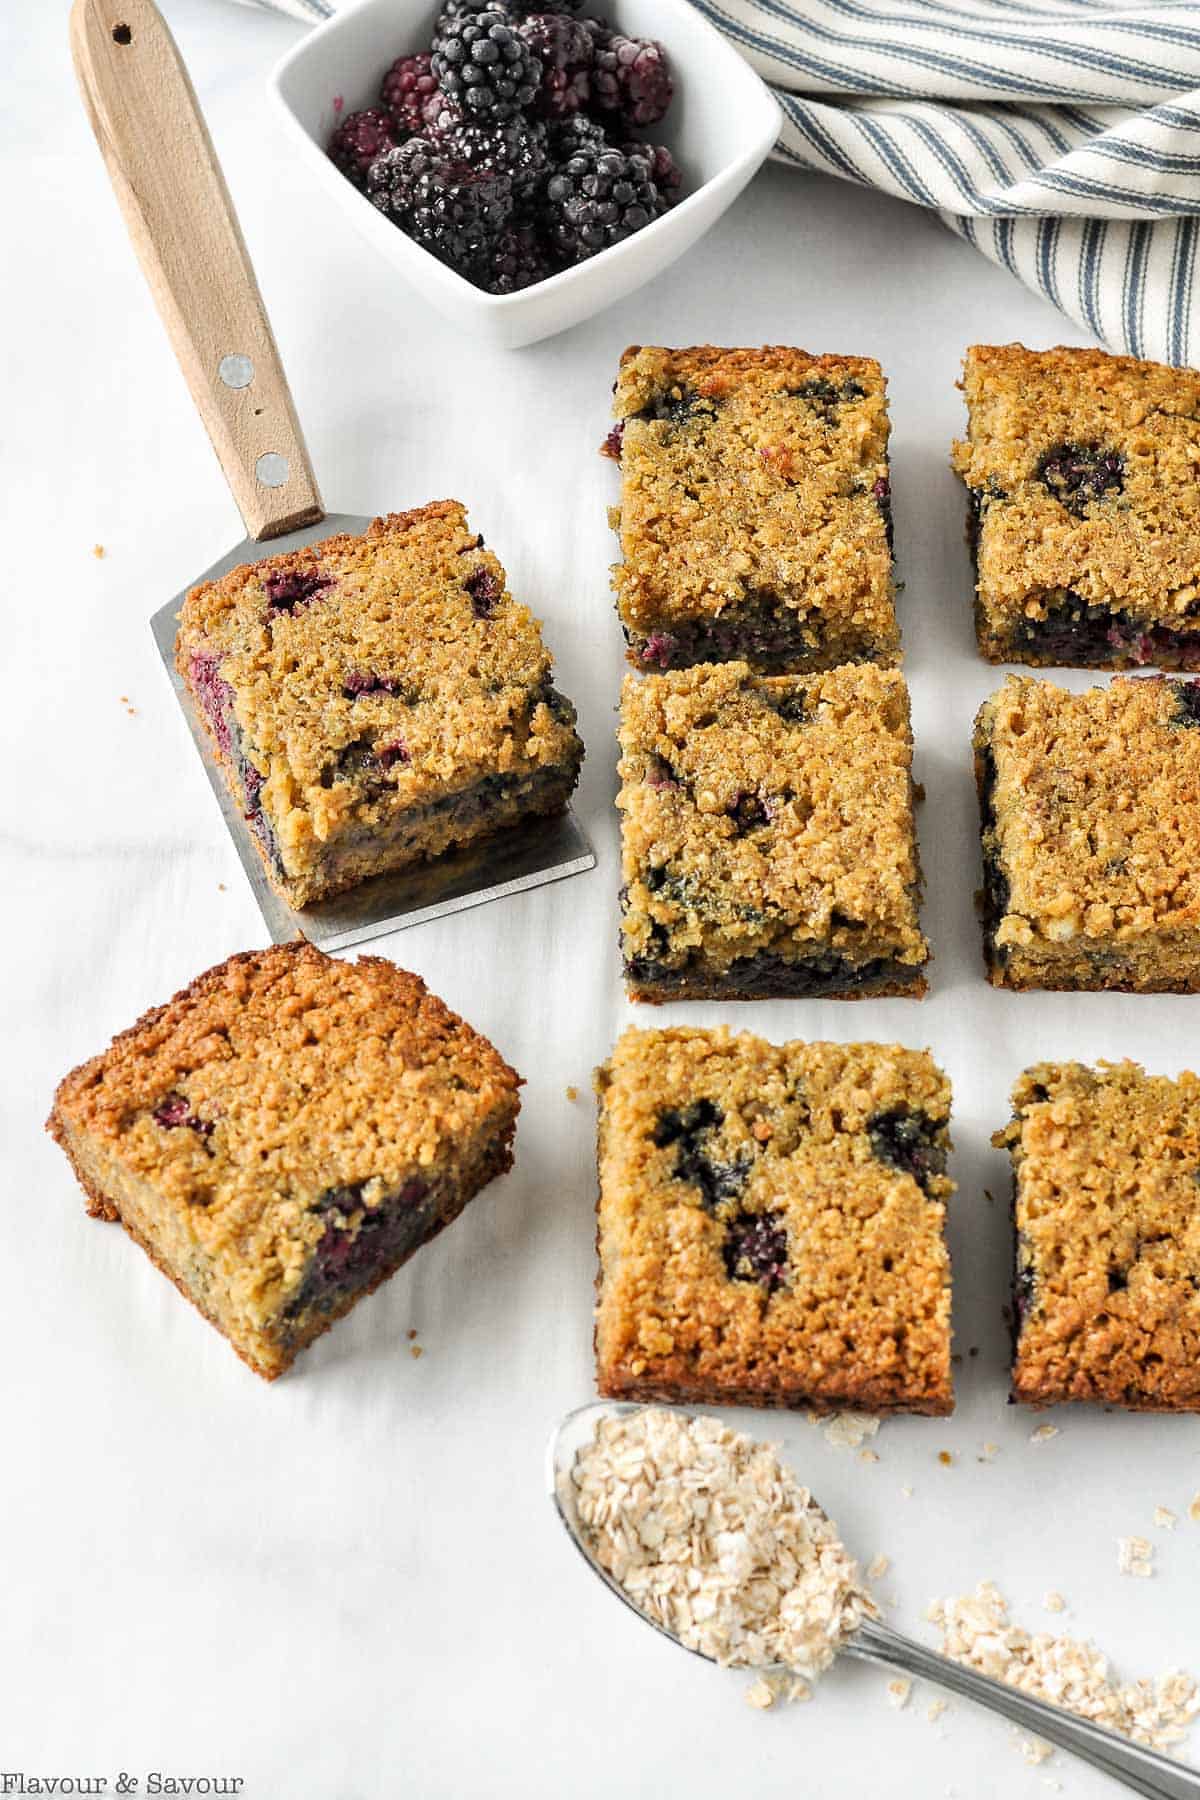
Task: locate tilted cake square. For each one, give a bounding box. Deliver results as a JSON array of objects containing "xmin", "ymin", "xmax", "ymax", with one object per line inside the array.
[{"xmin": 47, "ymin": 944, "xmax": 521, "ymax": 1378}]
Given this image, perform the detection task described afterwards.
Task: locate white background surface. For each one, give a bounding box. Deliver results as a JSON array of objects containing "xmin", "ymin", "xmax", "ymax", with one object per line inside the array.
[{"xmin": 5, "ymin": 4, "xmax": 1199, "ymax": 1797}]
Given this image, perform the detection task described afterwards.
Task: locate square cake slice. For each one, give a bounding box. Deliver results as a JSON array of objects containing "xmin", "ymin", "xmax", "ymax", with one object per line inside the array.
[
  {"xmin": 176, "ymin": 501, "xmax": 584, "ymax": 910},
  {"xmin": 606, "ymin": 345, "xmax": 899, "ymax": 673},
  {"xmin": 595, "ymin": 1027, "xmax": 954, "ymax": 1414},
  {"xmin": 618, "ymin": 661, "xmax": 929, "ymax": 1000},
  {"xmin": 953, "ymin": 343, "xmax": 1200, "ymax": 668},
  {"xmin": 974, "ymin": 674, "xmax": 1200, "ymax": 992},
  {"xmin": 47, "ymin": 944, "xmax": 521, "ymax": 1379},
  {"xmin": 997, "ymin": 1062, "xmax": 1200, "ymax": 1410}
]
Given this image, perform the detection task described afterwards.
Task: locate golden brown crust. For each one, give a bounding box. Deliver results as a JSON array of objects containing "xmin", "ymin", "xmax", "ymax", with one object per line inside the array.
[
  {"xmin": 594, "ymin": 1027, "xmax": 954, "ymax": 1414},
  {"xmin": 953, "ymin": 344, "xmax": 1200, "ymax": 666},
  {"xmin": 617, "ymin": 662, "xmax": 928, "ymax": 995},
  {"xmin": 974, "ymin": 674, "xmax": 1200, "ymax": 991},
  {"xmin": 175, "ymin": 502, "xmax": 582, "ymax": 908},
  {"xmin": 47, "ymin": 944, "xmax": 521, "ymax": 1375},
  {"xmin": 609, "ymin": 346, "xmax": 899, "ymax": 672},
  {"xmin": 996, "ymin": 1061, "xmax": 1200, "ymax": 1410}
]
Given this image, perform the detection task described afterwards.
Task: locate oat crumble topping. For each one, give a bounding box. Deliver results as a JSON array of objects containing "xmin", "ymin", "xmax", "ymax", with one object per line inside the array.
[
  {"xmin": 1117, "ymin": 1535, "xmax": 1155, "ymax": 1578},
  {"xmin": 565, "ymin": 1408, "xmax": 875, "ymax": 1690},
  {"xmin": 1154, "ymin": 1506, "xmax": 1178, "ymax": 1530}
]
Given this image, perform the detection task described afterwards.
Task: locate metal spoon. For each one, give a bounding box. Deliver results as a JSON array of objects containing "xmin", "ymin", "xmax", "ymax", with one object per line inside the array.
[{"xmin": 547, "ymin": 1403, "xmax": 1200, "ymax": 1800}]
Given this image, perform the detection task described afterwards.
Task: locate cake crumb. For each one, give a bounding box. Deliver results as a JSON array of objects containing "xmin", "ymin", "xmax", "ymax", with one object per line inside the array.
[
  {"xmin": 410, "ymin": 1343, "xmax": 424, "ymax": 1359},
  {"xmin": 813, "ymin": 1412, "xmax": 881, "ymax": 1451},
  {"xmin": 92, "ymin": 543, "xmax": 106, "ymax": 559},
  {"xmin": 217, "ymin": 883, "xmax": 226, "ymax": 892},
  {"xmin": 928, "ymin": 1581, "xmax": 1198, "ymax": 1753},
  {"xmin": 886, "ymin": 1677, "xmax": 912, "ymax": 1710},
  {"xmin": 1154, "ymin": 1506, "xmax": 1177, "ymax": 1531},
  {"xmin": 979, "ymin": 1442, "xmax": 1000, "ymax": 1462},
  {"xmin": 927, "ymin": 1697, "xmax": 948, "ymax": 1722},
  {"xmin": 1190, "ymin": 1493, "xmax": 1200, "ymax": 1524},
  {"xmin": 938, "ymin": 1450, "xmax": 954, "ymax": 1466},
  {"xmin": 1030, "ymin": 1423, "xmax": 1059, "ymax": 1446},
  {"xmin": 866, "ymin": 1554, "xmax": 891, "ymax": 1581},
  {"xmin": 407, "ymin": 1328, "xmax": 418, "ymax": 1340},
  {"xmin": 565, "ymin": 1084, "xmax": 579, "ymax": 1102},
  {"xmin": 1042, "ymin": 1591, "xmax": 1067, "ymax": 1613},
  {"xmin": 1118, "ymin": 1535, "xmax": 1154, "ymax": 1578}
]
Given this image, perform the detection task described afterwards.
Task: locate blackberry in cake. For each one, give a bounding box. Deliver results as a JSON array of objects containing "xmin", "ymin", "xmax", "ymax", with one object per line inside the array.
[
  {"xmin": 974, "ymin": 674, "xmax": 1200, "ymax": 991},
  {"xmin": 953, "ymin": 344, "xmax": 1200, "ymax": 668},
  {"xmin": 176, "ymin": 502, "xmax": 583, "ymax": 911},
  {"xmin": 997, "ymin": 1061, "xmax": 1200, "ymax": 1410},
  {"xmin": 46, "ymin": 945, "xmax": 521, "ymax": 1380},
  {"xmin": 618, "ymin": 662, "xmax": 929, "ymax": 1001},
  {"xmin": 605, "ymin": 346, "xmax": 900, "ymax": 674},
  {"xmin": 594, "ymin": 1027, "xmax": 954, "ymax": 1414}
]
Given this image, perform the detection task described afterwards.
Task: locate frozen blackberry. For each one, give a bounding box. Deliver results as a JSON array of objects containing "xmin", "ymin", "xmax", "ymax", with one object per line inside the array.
[
  {"xmin": 380, "ymin": 53, "xmax": 443, "ymax": 136},
  {"xmin": 437, "ymin": 0, "xmax": 583, "ymax": 20},
  {"xmin": 518, "ymin": 11, "xmax": 593, "ymax": 118},
  {"xmin": 543, "ymin": 139, "xmax": 667, "ymax": 260},
  {"xmin": 432, "ymin": 9, "xmax": 542, "ymax": 122},
  {"xmin": 441, "ymin": 115, "xmax": 549, "ymax": 204},
  {"xmin": 486, "ymin": 222, "xmax": 552, "ymax": 292},
  {"xmin": 328, "ymin": 108, "xmax": 397, "ymax": 188},
  {"xmin": 588, "ymin": 28, "xmax": 672, "ymax": 127},
  {"xmin": 367, "ymin": 139, "xmax": 514, "ymax": 277},
  {"xmin": 623, "ymin": 138, "xmax": 682, "ymax": 204}
]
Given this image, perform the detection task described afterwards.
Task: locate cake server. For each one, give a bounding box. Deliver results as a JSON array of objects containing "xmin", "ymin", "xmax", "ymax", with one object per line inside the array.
[
  {"xmin": 549, "ymin": 1403, "xmax": 1200, "ymax": 1800},
  {"xmin": 70, "ymin": 0, "xmax": 594, "ymax": 951}
]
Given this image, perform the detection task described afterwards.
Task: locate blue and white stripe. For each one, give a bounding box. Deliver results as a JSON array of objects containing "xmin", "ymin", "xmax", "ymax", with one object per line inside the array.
[{"xmin": 234, "ymin": 0, "xmax": 1200, "ymax": 362}]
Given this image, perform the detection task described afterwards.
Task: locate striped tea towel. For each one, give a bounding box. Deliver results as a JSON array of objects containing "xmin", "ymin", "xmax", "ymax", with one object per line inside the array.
[{"xmin": 234, "ymin": 0, "xmax": 1200, "ymax": 363}]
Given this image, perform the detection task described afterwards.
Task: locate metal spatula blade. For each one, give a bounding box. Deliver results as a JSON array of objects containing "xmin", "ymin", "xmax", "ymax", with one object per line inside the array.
[{"xmin": 73, "ymin": 0, "xmax": 594, "ymax": 950}]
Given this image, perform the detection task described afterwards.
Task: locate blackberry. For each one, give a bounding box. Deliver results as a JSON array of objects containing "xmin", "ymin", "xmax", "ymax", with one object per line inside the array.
[
  {"xmin": 543, "ymin": 139, "xmax": 667, "ymax": 261},
  {"xmin": 437, "ymin": 0, "xmax": 583, "ymax": 20},
  {"xmin": 1037, "ymin": 442, "xmax": 1125, "ymax": 516},
  {"xmin": 518, "ymin": 11, "xmax": 593, "ymax": 117},
  {"xmin": 328, "ymin": 108, "xmax": 397, "ymax": 188},
  {"xmin": 867, "ymin": 1107, "xmax": 948, "ymax": 1195},
  {"xmin": 722, "ymin": 1210, "xmax": 788, "ymax": 1291},
  {"xmin": 623, "ymin": 138, "xmax": 682, "ymax": 204},
  {"xmin": 487, "ymin": 222, "xmax": 551, "ymax": 292},
  {"xmin": 588, "ymin": 28, "xmax": 672, "ymax": 127},
  {"xmin": 440, "ymin": 115, "xmax": 549, "ymax": 203},
  {"xmin": 367, "ymin": 139, "xmax": 514, "ymax": 277},
  {"xmin": 432, "ymin": 9, "xmax": 542, "ymax": 122},
  {"xmin": 380, "ymin": 53, "xmax": 442, "ymax": 136}
]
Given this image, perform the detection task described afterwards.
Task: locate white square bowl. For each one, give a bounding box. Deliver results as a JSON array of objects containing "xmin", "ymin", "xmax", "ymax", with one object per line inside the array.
[{"xmin": 269, "ymin": 0, "xmax": 781, "ymax": 348}]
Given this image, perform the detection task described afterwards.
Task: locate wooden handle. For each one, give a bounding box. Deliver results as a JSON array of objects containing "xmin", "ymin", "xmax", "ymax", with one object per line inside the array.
[{"xmin": 70, "ymin": 0, "xmax": 324, "ymax": 540}]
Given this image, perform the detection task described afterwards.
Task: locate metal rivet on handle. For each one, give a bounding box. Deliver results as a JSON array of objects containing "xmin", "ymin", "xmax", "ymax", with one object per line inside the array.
[
  {"xmin": 218, "ymin": 354, "xmax": 255, "ymax": 390},
  {"xmin": 256, "ymin": 453, "xmax": 290, "ymax": 488}
]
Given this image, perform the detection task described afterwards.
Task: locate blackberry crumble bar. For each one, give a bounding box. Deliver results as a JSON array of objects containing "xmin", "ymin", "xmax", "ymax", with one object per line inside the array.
[
  {"xmin": 594, "ymin": 1027, "xmax": 954, "ymax": 1413},
  {"xmin": 46, "ymin": 944, "xmax": 521, "ymax": 1379},
  {"xmin": 177, "ymin": 501, "xmax": 583, "ymax": 910},
  {"xmin": 605, "ymin": 346, "xmax": 899, "ymax": 673},
  {"xmin": 997, "ymin": 1061, "xmax": 1200, "ymax": 1410},
  {"xmin": 953, "ymin": 344, "xmax": 1200, "ymax": 668},
  {"xmin": 618, "ymin": 661, "xmax": 929, "ymax": 1000},
  {"xmin": 974, "ymin": 674, "xmax": 1200, "ymax": 991}
]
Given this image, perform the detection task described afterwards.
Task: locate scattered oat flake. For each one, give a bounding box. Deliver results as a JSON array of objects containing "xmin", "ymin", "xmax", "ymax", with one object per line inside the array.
[
  {"xmin": 1042, "ymin": 1780, "xmax": 1062, "ymax": 1793},
  {"xmin": 1021, "ymin": 1737, "xmax": 1053, "ymax": 1766},
  {"xmin": 812, "ymin": 1412, "xmax": 881, "ymax": 1451},
  {"xmin": 1190, "ymin": 1493, "xmax": 1200, "ymax": 1524},
  {"xmin": 866, "ymin": 1554, "xmax": 891, "ymax": 1581},
  {"xmin": 927, "ymin": 1697, "xmax": 948, "ymax": 1722},
  {"xmin": 859, "ymin": 1448, "xmax": 880, "ymax": 1465},
  {"xmin": 410, "ymin": 1344, "xmax": 423, "ymax": 1359},
  {"xmin": 1118, "ymin": 1536, "xmax": 1154, "ymax": 1578},
  {"xmin": 900, "ymin": 1484, "xmax": 914, "ymax": 1499},
  {"xmin": 217, "ymin": 883, "xmax": 226, "ymax": 891},
  {"xmin": 979, "ymin": 1442, "xmax": 1000, "ymax": 1462},
  {"xmin": 1030, "ymin": 1424, "xmax": 1059, "ymax": 1445},
  {"xmin": 565, "ymin": 1408, "xmax": 875, "ymax": 1697},
  {"xmin": 1154, "ymin": 1506, "xmax": 1177, "ymax": 1531},
  {"xmin": 887, "ymin": 1677, "xmax": 912, "ymax": 1710},
  {"xmin": 927, "ymin": 1581, "xmax": 1198, "ymax": 1755},
  {"xmin": 788, "ymin": 1678, "xmax": 812, "ymax": 1703},
  {"xmin": 92, "ymin": 543, "xmax": 106, "ymax": 559},
  {"xmin": 1043, "ymin": 1591, "xmax": 1066, "ymax": 1614},
  {"xmin": 565, "ymin": 1084, "xmax": 579, "ymax": 1102},
  {"xmin": 744, "ymin": 1677, "xmax": 776, "ymax": 1709}
]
